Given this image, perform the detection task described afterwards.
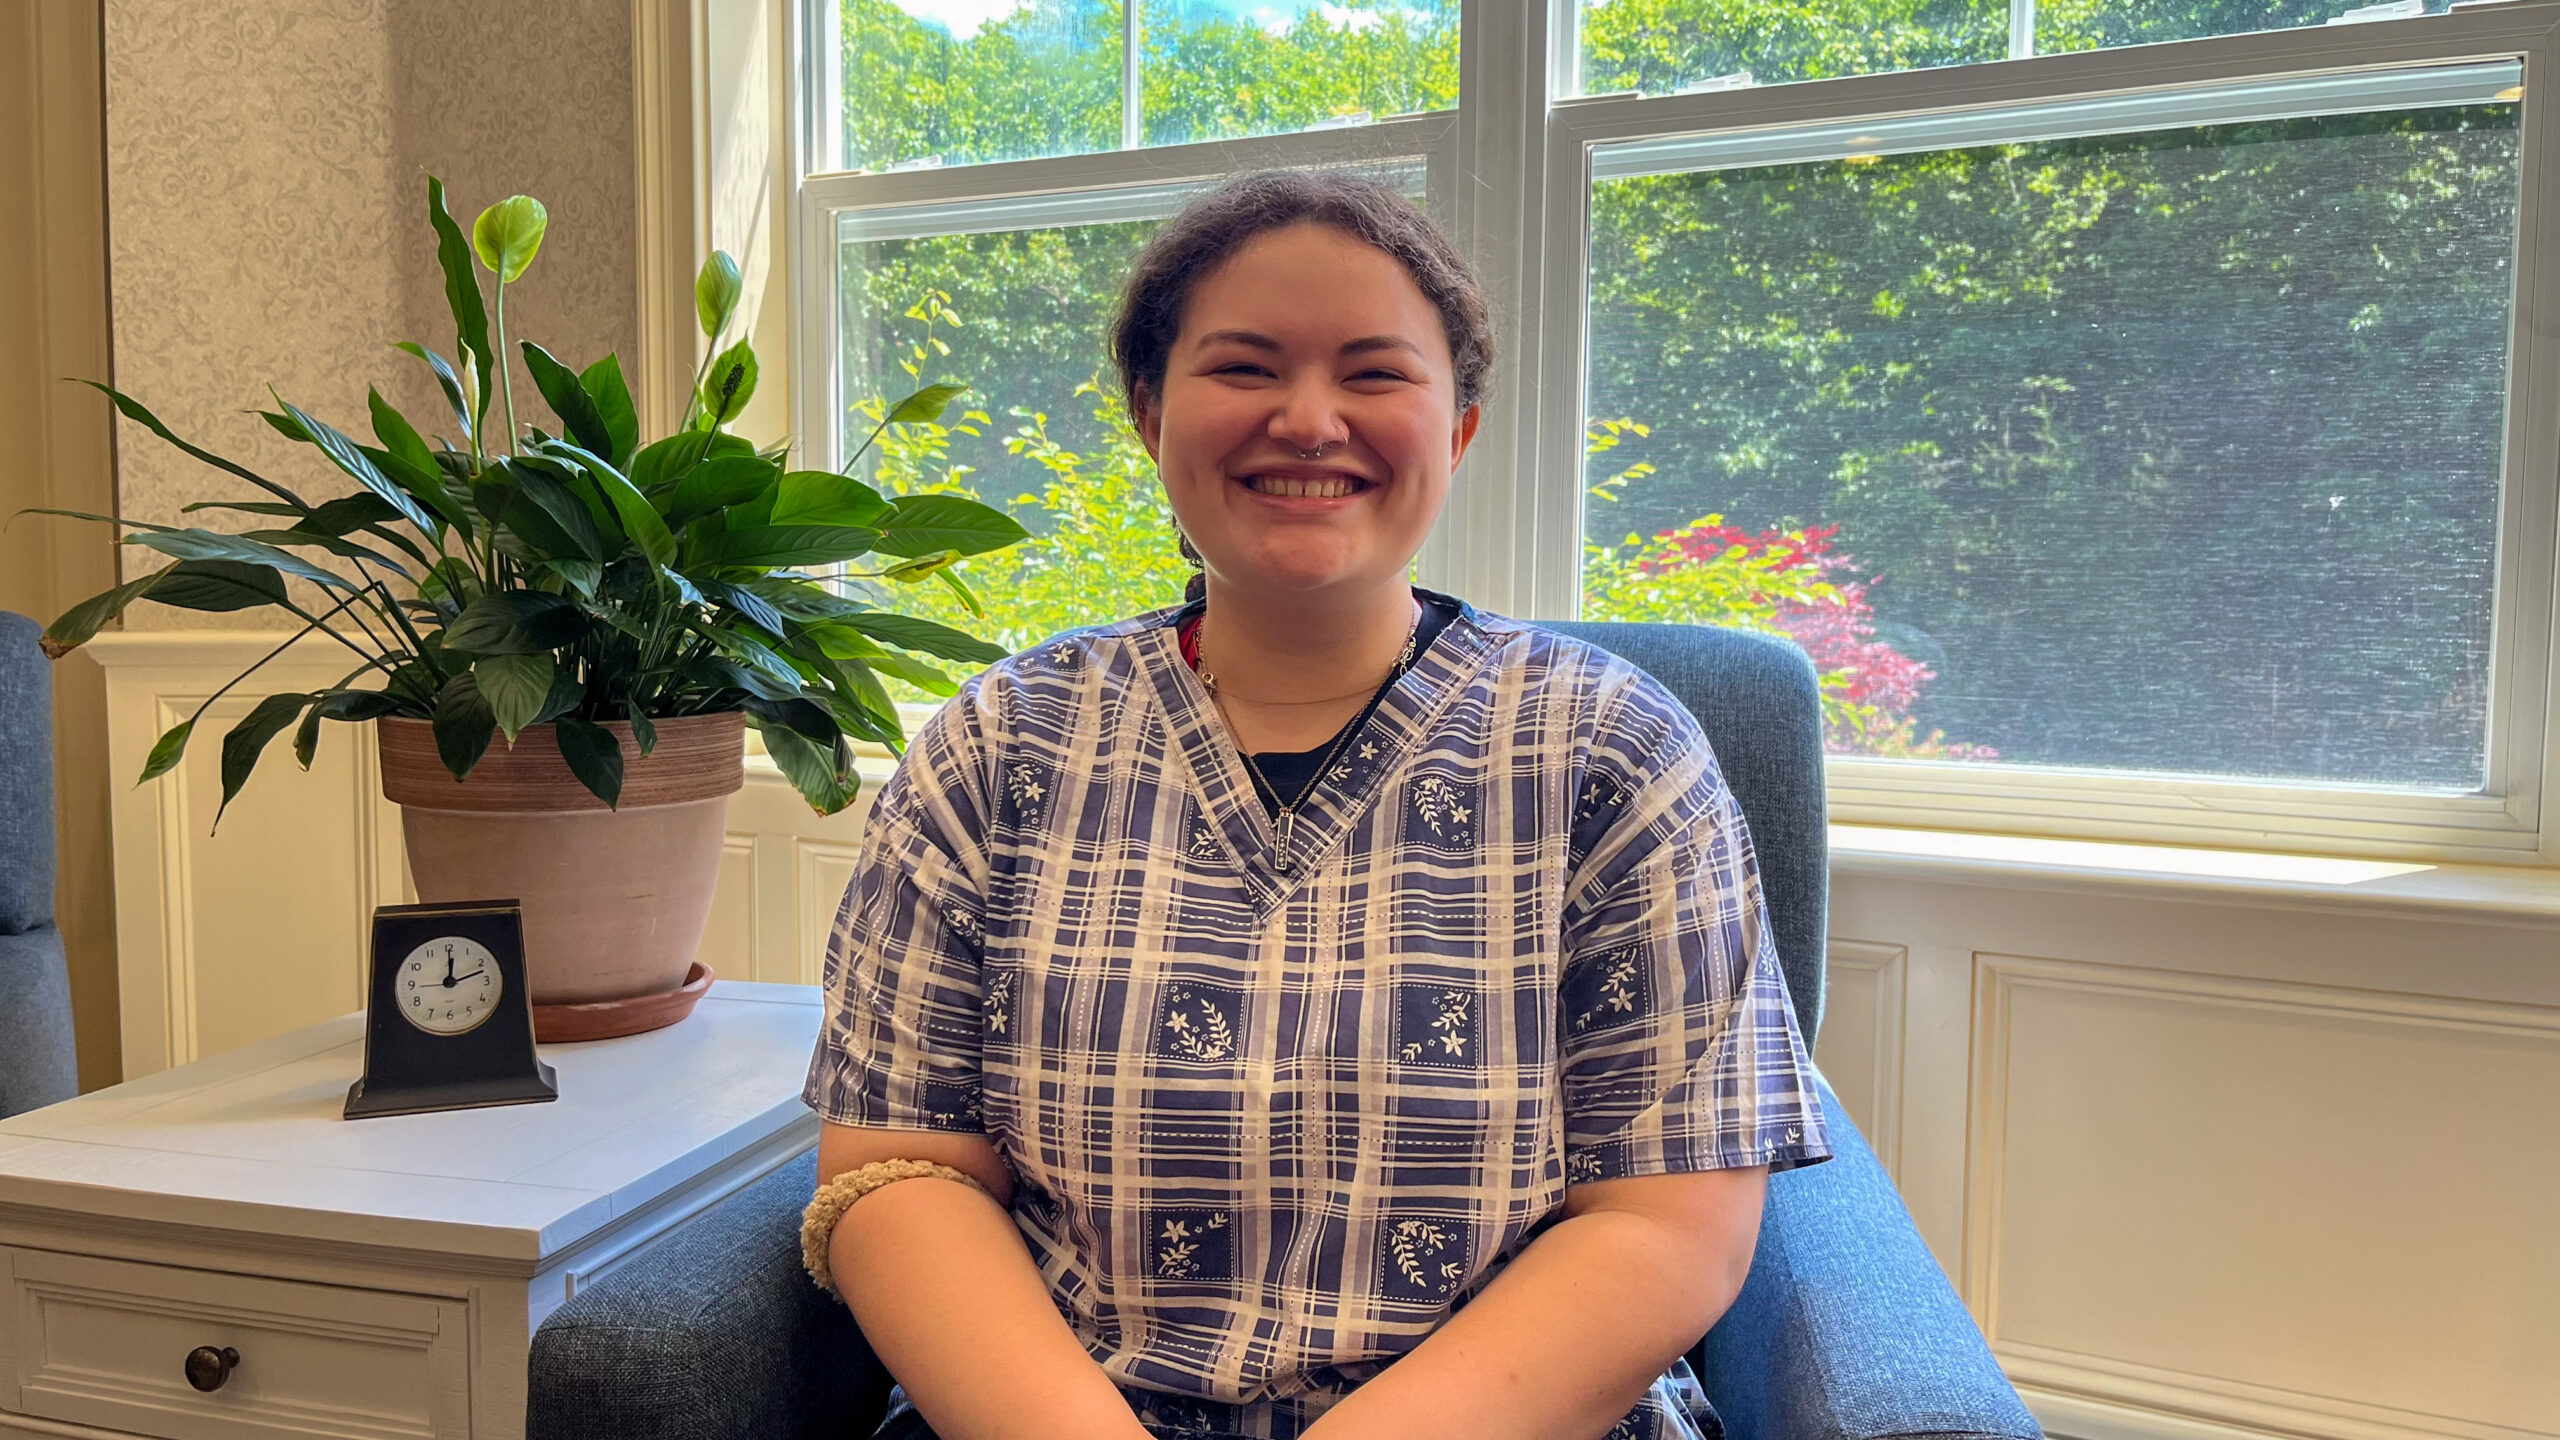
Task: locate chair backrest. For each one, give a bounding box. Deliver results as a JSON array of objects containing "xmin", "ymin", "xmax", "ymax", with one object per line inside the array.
[
  {"xmin": 1539, "ymin": 622, "xmax": 1827, "ymax": 1044},
  {"xmin": 0, "ymin": 612, "xmax": 57, "ymax": 938}
]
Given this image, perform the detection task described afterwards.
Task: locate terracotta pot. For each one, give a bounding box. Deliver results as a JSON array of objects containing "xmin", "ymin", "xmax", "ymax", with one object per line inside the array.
[{"xmin": 377, "ymin": 713, "xmax": 744, "ymax": 1009}]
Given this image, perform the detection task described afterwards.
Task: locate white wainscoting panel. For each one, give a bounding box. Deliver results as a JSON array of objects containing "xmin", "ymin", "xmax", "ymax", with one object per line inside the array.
[
  {"xmin": 1968, "ymin": 953, "xmax": 2560, "ymax": 1440},
  {"xmin": 1812, "ymin": 938, "xmax": 1907, "ymax": 1179}
]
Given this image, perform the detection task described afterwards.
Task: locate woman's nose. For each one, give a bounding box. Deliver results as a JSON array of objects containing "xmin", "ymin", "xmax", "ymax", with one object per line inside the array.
[{"xmin": 1267, "ymin": 379, "xmax": 1349, "ymax": 454}]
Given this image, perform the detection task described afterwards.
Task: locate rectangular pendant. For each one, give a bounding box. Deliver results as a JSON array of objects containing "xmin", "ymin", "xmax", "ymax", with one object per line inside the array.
[{"xmin": 1276, "ymin": 808, "xmax": 1294, "ymax": 848}]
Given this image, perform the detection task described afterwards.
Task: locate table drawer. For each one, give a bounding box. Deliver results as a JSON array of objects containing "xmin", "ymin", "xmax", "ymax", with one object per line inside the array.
[{"xmin": 0, "ymin": 1247, "xmax": 470, "ymax": 1440}]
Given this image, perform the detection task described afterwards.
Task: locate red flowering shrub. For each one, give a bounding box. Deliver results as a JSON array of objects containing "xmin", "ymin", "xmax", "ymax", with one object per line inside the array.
[{"xmin": 1588, "ymin": 516, "xmax": 1996, "ymax": 761}]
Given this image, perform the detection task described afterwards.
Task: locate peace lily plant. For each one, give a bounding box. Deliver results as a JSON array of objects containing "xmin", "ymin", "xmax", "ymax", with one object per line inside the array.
[{"xmin": 31, "ymin": 178, "xmax": 1027, "ymax": 820}]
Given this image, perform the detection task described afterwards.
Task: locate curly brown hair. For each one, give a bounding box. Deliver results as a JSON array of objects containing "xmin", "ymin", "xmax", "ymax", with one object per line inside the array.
[{"xmin": 1110, "ymin": 170, "xmax": 1493, "ymax": 417}]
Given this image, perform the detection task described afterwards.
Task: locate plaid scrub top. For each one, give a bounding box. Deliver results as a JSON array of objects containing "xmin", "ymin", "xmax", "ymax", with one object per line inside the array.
[{"xmin": 805, "ymin": 599, "xmax": 1831, "ymax": 1440}]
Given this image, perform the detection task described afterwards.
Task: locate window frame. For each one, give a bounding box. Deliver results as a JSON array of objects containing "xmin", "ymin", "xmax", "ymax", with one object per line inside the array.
[{"xmin": 785, "ymin": 0, "xmax": 2560, "ymax": 865}]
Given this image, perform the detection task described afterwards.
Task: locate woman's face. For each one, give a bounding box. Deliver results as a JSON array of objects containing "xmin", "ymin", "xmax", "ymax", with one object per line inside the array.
[{"xmin": 1137, "ymin": 222, "xmax": 1479, "ymax": 604}]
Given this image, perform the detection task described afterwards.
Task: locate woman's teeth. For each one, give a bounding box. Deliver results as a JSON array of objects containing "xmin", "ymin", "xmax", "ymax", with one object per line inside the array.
[{"xmin": 1246, "ymin": 475, "xmax": 1360, "ymax": 498}]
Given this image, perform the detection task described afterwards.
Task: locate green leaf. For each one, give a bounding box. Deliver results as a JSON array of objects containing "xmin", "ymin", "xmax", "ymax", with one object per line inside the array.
[
  {"xmin": 535, "ymin": 667, "xmax": 587, "ymax": 723},
  {"xmin": 689, "ymin": 525, "xmax": 883, "ymax": 569},
  {"xmin": 626, "ymin": 705, "xmax": 658, "ymax": 757},
  {"xmin": 443, "ymin": 591, "xmax": 587, "ymax": 655},
  {"xmin": 471, "ymin": 195, "xmax": 549, "ymax": 284},
  {"xmin": 431, "ymin": 671, "xmax": 498, "ymax": 781},
  {"xmin": 496, "ymin": 459, "xmax": 606, "ymax": 562},
  {"xmin": 395, "ymin": 341, "xmax": 476, "ymax": 448},
  {"xmin": 828, "ymin": 611, "xmax": 1007, "ymax": 663},
  {"xmin": 536, "ymin": 442, "xmax": 675, "ymax": 568},
  {"xmin": 301, "ymin": 493, "xmax": 406, "ymax": 537},
  {"xmin": 740, "ymin": 575, "xmax": 868, "ymax": 622},
  {"xmin": 294, "ymin": 687, "xmax": 408, "ymax": 771},
  {"xmin": 578, "ymin": 353, "xmax": 639, "ymax": 468},
  {"xmin": 870, "ymin": 494, "xmax": 1030, "ymax": 558},
  {"xmin": 124, "ymin": 528, "xmax": 350, "ymax": 590},
  {"xmin": 887, "ymin": 382, "xmax": 968, "ymax": 426},
  {"xmin": 631, "ymin": 431, "xmax": 715, "ymax": 494},
  {"xmin": 769, "ymin": 470, "xmax": 893, "ymax": 529},
  {"xmin": 418, "ymin": 557, "xmax": 478, "ymax": 614},
  {"xmin": 139, "ymin": 719, "xmax": 193, "ymax": 784},
  {"xmin": 521, "ymin": 341, "xmax": 616, "ymax": 460},
  {"xmin": 931, "ymin": 565, "xmax": 984, "ymax": 619},
  {"xmin": 364, "ymin": 390, "xmax": 468, "ymax": 532},
  {"xmin": 697, "ymin": 341, "xmax": 758, "ymax": 428},
  {"xmin": 663, "ymin": 455, "xmax": 782, "ymax": 530},
  {"xmin": 276, "ymin": 397, "xmax": 440, "ymax": 536},
  {"xmin": 145, "ymin": 559, "xmax": 291, "ymax": 613},
  {"xmin": 546, "ymin": 558, "xmax": 603, "ymax": 597},
  {"xmin": 40, "ymin": 576, "xmax": 164, "ymax": 657},
  {"xmin": 877, "ymin": 548, "xmax": 960, "ymax": 583},
  {"xmin": 368, "ymin": 388, "xmax": 438, "ymax": 481},
  {"xmin": 77, "ymin": 380, "xmax": 310, "ymax": 509},
  {"xmin": 242, "ymin": 528, "xmax": 412, "ymax": 576},
  {"xmin": 216, "ymin": 693, "xmax": 315, "ymax": 827},
  {"xmin": 706, "ymin": 626, "xmax": 808, "ymax": 695},
  {"xmin": 865, "ymin": 650, "xmax": 957, "ymax": 695},
  {"xmin": 680, "ymin": 656, "xmax": 799, "ymax": 702},
  {"xmin": 476, "ymin": 653, "xmax": 555, "ymax": 741},
  {"xmin": 758, "ymin": 722, "xmax": 856, "ymax": 815},
  {"xmin": 698, "ymin": 578, "xmax": 788, "ymax": 638},
  {"xmin": 739, "ymin": 694, "xmax": 837, "ymax": 744},
  {"xmin": 696, "ymin": 251, "xmax": 743, "ymax": 340},
  {"xmin": 425, "ymin": 178, "xmax": 494, "ymax": 425},
  {"xmin": 554, "ymin": 717, "xmax": 623, "ymax": 808}
]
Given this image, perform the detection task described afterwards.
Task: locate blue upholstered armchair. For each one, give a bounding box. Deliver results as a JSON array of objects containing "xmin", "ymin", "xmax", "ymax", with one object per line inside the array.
[
  {"xmin": 527, "ymin": 623, "xmax": 2041, "ymax": 1440},
  {"xmin": 1, "ymin": 612, "xmax": 81, "ymax": 1120}
]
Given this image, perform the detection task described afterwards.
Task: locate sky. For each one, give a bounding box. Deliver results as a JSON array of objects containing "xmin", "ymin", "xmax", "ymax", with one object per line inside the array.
[{"xmin": 884, "ymin": 1, "xmax": 1385, "ymax": 40}]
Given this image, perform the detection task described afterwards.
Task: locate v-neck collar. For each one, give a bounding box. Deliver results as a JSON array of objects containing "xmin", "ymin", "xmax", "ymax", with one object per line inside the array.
[{"xmin": 1131, "ymin": 590, "xmax": 1503, "ymax": 914}]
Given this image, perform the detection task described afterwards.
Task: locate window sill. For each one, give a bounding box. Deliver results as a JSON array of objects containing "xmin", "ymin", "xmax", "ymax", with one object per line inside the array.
[
  {"xmin": 749, "ymin": 756, "xmax": 2560, "ymax": 923},
  {"xmin": 1831, "ymin": 824, "xmax": 2560, "ymax": 923}
]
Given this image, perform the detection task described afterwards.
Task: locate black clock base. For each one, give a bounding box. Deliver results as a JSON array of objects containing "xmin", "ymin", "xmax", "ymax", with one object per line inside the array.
[{"xmin": 343, "ymin": 1061, "xmax": 560, "ymax": 1120}]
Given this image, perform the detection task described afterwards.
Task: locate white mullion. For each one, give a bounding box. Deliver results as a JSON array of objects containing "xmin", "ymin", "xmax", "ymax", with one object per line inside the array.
[{"xmin": 1426, "ymin": 0, "xmax": 1558, "ymax": 611}]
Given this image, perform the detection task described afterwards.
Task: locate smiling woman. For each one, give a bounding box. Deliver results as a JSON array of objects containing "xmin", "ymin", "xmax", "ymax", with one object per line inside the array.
[{"xmin": 799, "ymin": 171, "xmax": 1830, "ymax": 1440}]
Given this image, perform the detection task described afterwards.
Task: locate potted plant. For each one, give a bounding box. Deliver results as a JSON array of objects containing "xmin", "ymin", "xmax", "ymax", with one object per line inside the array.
[{"xmin": 28, "ymin": 178, "xmax": 1026, "ymax": 1038}]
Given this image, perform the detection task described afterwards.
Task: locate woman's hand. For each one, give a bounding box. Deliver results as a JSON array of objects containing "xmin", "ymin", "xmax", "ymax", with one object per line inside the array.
[
  {"xmin": 1302, "ymin": 1167, "xmax": 1768, "ymax": 1440},
  {"xmin": 818, "ymin": 1123, "xmax": 1153, "ymax": 1440}
]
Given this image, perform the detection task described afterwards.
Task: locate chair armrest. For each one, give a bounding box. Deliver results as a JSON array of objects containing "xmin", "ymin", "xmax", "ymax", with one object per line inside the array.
[
  {"xmin": 528, "ymin": 1151, "xmax": 893, "ymax": 1440},
  {"xmin": 1692, "ymin": 1080, "xmax": 2042, "ymax": 1440}
]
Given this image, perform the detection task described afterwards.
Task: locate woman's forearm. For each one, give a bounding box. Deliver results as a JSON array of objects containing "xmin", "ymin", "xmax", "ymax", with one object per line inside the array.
[
  {"xmin": 831, "ymin": 1176, "xmax": 1149, "ymax": 1440},
  {"xmin": 1306, "ymin": 1172, "xmax": 1765, "ymax": 1440}
]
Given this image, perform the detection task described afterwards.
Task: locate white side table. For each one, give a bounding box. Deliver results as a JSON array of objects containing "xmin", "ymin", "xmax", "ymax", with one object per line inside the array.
[{"xmin": 0, "ymin": 981, "xmax": 823, "ymax": 1440}]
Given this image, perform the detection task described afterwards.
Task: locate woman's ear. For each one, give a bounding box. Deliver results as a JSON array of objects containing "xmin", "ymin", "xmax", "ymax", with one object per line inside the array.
[
  {"xmin": 1134, "ymin": 384, "xmax": 1163, "ymax": 461},
  {"xmin": 1450, "ymin": 404, "xmax": 1482, "ymax": 470}
]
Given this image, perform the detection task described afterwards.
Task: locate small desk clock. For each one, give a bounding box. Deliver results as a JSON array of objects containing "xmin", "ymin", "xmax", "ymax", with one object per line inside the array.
[{"xmin": 345, "ymin": 900, "xmax": 558, "ymax": 1120}]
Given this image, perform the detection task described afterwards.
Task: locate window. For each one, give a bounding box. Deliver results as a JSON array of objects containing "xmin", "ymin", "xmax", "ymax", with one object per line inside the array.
[{"xmin": 790, "ymin": 0, "xmax": 2560, "ymax": 861}]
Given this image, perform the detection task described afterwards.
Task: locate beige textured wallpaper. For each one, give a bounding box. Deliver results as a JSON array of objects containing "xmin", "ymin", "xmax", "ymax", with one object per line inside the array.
[{"xmin": 104, "ymin": 0, "xmax": 637, "ymax": 627}]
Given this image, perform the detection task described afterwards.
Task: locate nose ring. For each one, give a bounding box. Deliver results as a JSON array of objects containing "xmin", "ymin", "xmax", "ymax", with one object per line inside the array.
[{"xmin": 1295, "ymin": 441, "xmax": 1340, "ymax": 461}]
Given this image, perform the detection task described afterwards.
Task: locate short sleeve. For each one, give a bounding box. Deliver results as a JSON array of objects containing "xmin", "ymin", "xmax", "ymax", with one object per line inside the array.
[
  {"xmin": 802, "ymin": 702, "xmax": 996, "ymax": 1134},
  {"xmin": 1556, "ymin": 680, "xmax": 1831, "ymax": 1182}
]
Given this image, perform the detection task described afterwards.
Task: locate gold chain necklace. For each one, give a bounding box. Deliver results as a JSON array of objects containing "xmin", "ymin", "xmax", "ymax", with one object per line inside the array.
[{"xmin": 1201, "ymin": 603, "xmax": 1421, "ymax": 851}]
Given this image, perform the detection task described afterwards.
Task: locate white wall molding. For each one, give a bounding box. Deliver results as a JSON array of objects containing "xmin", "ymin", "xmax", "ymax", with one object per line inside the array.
[
  {"xmin": 1815, "ymin": 939, "xmax": 1907, "ymax": 1180},
  {"xmin": 632, "ymin": 0, "xmax": 710, "ymax": 438},
  {"xmin": 1968, "ymin": 951, "xmax": 2560, "ymax": 1440}
]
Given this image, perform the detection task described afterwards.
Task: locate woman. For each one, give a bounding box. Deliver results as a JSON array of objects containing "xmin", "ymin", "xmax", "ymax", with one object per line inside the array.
[{"xmin": 802, "ymin": 171, "xmax": 1830, "ymax": 1440}]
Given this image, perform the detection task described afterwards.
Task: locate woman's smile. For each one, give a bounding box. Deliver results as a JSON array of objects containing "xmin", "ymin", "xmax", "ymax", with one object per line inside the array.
[{"xmin": 1234, "ymin": 463, "xmax": 1377, "ymax": 502}]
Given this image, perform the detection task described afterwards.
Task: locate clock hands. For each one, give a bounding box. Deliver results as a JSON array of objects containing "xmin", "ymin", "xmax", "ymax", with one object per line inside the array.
[{"xmin": 448, "ymin": 969, "xmax": 486, "ymax": 986}]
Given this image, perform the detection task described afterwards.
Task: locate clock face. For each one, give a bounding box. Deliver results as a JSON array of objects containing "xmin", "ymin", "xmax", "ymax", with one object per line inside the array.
[{"xmin": 397, "ymin": 936, "xmax": 503, "ymax": 1036}]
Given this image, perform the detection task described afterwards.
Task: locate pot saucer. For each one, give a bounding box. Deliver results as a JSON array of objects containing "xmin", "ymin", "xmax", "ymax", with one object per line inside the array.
[{"xmin": 533, "ymin": 962, "xmax": 716, "ymax": 1043}]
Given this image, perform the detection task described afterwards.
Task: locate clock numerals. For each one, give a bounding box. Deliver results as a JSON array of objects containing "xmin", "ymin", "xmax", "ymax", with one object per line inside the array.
[{"xmin": 390, "ymin": 937, "xmax": 504, "ymax": 1036}]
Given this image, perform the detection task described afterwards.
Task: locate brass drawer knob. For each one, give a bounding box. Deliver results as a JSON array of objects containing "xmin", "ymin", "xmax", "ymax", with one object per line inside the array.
[{"xmin": 183, "ymin": 1345, "xmax": 240, "ymax": 1393}]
